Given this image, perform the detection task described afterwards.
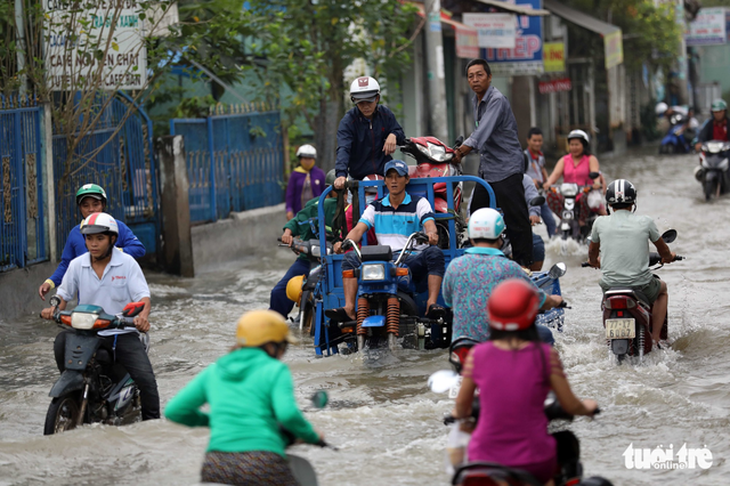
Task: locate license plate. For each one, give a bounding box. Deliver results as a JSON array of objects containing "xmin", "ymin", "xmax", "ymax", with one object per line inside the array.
[
  {"xmin": 605, "ymin": 318, "xmax": 636, "ymax": 339},
  {"xmin": 448, "ymin": 375, "xmax": 463, "ymax": 399}
]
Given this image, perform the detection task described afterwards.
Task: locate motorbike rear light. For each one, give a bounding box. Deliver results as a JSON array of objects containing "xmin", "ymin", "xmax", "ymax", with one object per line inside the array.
[
  {"xmin": 92, "ymin": 319, "xmax": 112, "ymax": 330},
  {"xmin": 450, "ymin": 346, "xmax": 472, "ymax": 366},
  {"xmin": 604, "ymin": 298, "xmax": 636, "ymax": 310},
  {"xmin": 60, "ymin": 315, "xmax": 72, "ymax": 326}
]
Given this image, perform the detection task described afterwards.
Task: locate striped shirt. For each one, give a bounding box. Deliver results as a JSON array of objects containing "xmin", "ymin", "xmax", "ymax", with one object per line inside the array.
[{"xmin": 359, "ymin": 192, "xmax": 435, "ymax": 252}]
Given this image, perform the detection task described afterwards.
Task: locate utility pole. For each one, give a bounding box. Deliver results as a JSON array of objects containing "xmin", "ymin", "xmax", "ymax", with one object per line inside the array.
[
  {"xmin": 675, "ymin": 0, "xmax": 689, "ymax": 105},
  {"xmin": 424, "ymin": 0, "xmax": 448, "ymax": 141}
]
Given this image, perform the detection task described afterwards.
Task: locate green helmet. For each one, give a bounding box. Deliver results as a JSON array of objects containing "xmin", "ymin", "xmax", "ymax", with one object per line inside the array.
[
  {"xmin": 711, "ymin": 99, "xmax": 727, "ymax": 112},
  {"xmin": 325, "ymin": 169, "xmax": 337, "ymax": 187},
  {"xmin": 76, "ymin": 183, "xmax": 107, "ymax": 206}
]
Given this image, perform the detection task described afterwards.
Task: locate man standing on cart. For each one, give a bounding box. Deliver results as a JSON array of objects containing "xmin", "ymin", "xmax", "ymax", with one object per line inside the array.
[{"xmin": 327, "ymin": 160, "xmax": 443, "ymax": 322}]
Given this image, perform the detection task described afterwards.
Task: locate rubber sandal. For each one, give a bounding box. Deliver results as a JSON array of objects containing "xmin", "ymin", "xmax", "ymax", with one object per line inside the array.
[{"xmin": 325, "ymin": 307, "xmax": 352, "ymax": 322}]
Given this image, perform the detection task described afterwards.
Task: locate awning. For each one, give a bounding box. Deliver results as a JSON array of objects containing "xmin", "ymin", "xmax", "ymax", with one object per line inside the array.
[
  {"xmin": 543, "ymin": 0, "xmax": 623, "ymax": 69},
  {"xmin": 543, "ymin": 0, "xmax": 618, "ymax": 36},
  {"xmin": 474, "ymin": 0, "xmax": 550, "ymax": 17}
]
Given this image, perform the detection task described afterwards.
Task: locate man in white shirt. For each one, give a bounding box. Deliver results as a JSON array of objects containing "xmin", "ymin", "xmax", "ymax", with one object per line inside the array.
[{"xmin": 41, "ymin": 212, "xmax": 159, "ymax": 420}]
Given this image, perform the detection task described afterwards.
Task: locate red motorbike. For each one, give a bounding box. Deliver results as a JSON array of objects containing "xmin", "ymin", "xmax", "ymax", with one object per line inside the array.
[
  {"xmin": 583, "ymin": 230, "xmax": 683, "ymax": 364},
  {"xmin": 401, "ymin": 136, "xmax": 464, "ymax": 247}
]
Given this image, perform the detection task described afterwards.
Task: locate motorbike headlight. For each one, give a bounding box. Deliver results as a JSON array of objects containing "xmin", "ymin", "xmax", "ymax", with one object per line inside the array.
[
  {"xmin": 417, "ymin": 144, "xmax": 430, "ymax": 157},
  {"xmin": 720, "ymin": 158, "xmax": 729, "ymax": 171},
  {"xmin": 362, "ymin": 263, "xmax": 386, "ymax": 281},
  {"xmin": 311, "ymin": 245, "xmax": 321, "ymax": 258},
  {"xmin": 707, "ymin": 141, "xmax": 724, "ymax": 154},
  {"xmin": 562, "ymin": 210, "xmax": 573, "ymax": 220},
  {"xmin": 427, "ymin": 142, "xmax": 449, "ymax": 162},
  {"xmin": 560, "ymin": 183, "xmax": 579, "ymax": 197},
  {"xmin": 71, "ymin": 312, "xmax": 99, "ymax": 330}
]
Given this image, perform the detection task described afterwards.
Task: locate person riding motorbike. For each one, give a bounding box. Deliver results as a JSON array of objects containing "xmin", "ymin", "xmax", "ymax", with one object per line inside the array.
[
  {"xmin": 442, "ymin": 208, "xmax": 562, "ymax": 346},
  {"xmin": 271, "ymin": 170, "xmax": 340, "ymax": 318},
  {"xmin": 286, "ymin": 144, "xmax": 326, "ymax": 220},
  {"xmin": 694, "ymin": 99, "xmax": 729, "ymax": 152},
  {"xmin": 40, "ymin": 212, "xmax": 159, "ymax": 420},
  {"xmin": 38, "ymin": 183, "xmax": 145, "ymax": 300},
  {"xmin": 524, "ymin": 127, "xmax": 557, "ymax": 237},
  {"xmin": 327, "ymin": 160, "xmax": 442, "ymax": 322},
  {"xmin": 588, "ymin": 180, "xmax": 676, "ymax": 346},
  {"xmin": 334, "ymin": 76, "xmax": 405, "ymax": 190},
  {"xmin": 453, "ymin": 279, "xmax": 598, "ymax": 485},
  {"xmin": 164, "ymin": 310, "xmax": 323, "ymax": 486},
  {"xmin": 543, "ymin": 130, "xmax": 607, "ymax": 227}
]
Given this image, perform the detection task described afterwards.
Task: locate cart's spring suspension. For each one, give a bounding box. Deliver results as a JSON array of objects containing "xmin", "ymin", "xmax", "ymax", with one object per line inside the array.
[
  {"xmin": 356, "ymin": 297, "xmax": 369, "ymax": 336},
  {"xmin": 386, "ymin": 297, "xmax": 400, "ymax": 336}
]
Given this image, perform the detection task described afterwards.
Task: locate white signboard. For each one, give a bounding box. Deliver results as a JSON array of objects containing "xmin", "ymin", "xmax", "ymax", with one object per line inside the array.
[
  {"xmin": 44, "ymin": 0, "xmax": 147, "ymax": 91},
  {"xmin": 686, "ymin": 7, "xmax": 726, "ymax": 46},
  {"xmin": 463, "ymin": 13, "xmax": 516, "ymax": 49}
]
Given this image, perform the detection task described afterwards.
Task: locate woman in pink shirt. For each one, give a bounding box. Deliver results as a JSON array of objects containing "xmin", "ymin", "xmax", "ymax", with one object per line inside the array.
[
  {"xmin": 543, "ymin": 130, "xmax": 607, "ymax": 225},
  {"xmin": 454, "ymin": 279, "xmax": 598, "ymax": 485}
]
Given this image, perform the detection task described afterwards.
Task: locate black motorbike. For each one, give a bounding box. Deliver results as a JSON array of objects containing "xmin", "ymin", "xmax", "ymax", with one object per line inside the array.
[
  {"xmin": 43, "ymin": 296, "xmax": 147, "ymax": 435},
  {"xmin": 696, "ymin": 140, "xmax": 730, "ymax": 201}
]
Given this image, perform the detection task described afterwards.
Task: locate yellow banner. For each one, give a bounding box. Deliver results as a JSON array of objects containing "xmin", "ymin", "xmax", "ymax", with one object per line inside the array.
[
  {"xmin": 543, "ymin": 43, "xmax": 565, "ymax": 73},
  {"xmin": 604, "ymin": 29, "xmax": 624, "ymax": 70}
]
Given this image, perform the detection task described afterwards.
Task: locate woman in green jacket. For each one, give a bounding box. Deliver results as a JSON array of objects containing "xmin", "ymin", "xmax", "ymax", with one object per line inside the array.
[{"xmin": 165, "ymin": 310, "xmax": 322, "ymax": 485}]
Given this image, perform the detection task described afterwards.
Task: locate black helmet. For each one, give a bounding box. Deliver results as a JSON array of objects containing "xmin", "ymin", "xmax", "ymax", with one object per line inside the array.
[{"xmin": 605, "ymin": 179, "xmax": 636, "ymax": 206}]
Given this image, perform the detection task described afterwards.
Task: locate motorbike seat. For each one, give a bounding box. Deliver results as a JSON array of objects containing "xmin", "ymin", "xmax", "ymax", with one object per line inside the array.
[
  {"xmin": 361, "ymin": 245, "xmax": 392, "ymax": 262},
  {"xmin": 604, "ymin": 287, "xmax": 651, "ymax": 307}
]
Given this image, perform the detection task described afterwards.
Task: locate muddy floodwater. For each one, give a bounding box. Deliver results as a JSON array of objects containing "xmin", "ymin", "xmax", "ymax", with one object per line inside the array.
[{"xmin": 1, "ymin": 148, "xmax": 729, "ymax": 485}]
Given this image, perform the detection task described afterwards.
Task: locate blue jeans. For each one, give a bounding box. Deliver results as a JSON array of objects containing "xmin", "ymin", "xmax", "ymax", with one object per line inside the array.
[
  {"xmin": 540, "ymin": 202, "xmax": 557, "ymax": 236},
  {"xmin": 341, "ymin": 245, "xmax": 445, "ymax": 279},
  {"xmin": 532, "ymin": 233, "xmax": 545, "ymax": 263},
  {"xmin": 270, "ymin": 258, "xmax": 311, "ymax": 317}
]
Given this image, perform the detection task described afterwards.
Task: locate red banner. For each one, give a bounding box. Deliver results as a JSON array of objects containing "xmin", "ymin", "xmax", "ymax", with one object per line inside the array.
[{"xmin": 538, "ymin": 78, "xmax": 572, "ymax": 94}]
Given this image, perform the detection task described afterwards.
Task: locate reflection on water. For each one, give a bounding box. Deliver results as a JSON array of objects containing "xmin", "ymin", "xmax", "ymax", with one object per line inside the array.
[{"xmin": 1, "ymin": 149, "xmax": 730, "ymax": 485}]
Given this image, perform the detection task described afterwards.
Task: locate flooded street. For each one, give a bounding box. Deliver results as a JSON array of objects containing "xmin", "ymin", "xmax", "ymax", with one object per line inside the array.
[{"xmin": 1, "ymin": 147, "xmax": 729, "ymax": 485}]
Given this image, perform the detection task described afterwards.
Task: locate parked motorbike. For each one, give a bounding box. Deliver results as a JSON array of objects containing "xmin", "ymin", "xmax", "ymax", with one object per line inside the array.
[
  {"xmin": 659, "ymin": 113, "xmax": 691, "ymax": 154},
  {"xmin": 338, "ymin": 231, "xmax": 451, "ymax": 352},
  {"xmin": 43, "ymin": 296, "xmax": 147, "ymax": 435},
  {"xmin": 401, "ymin": 136, "xmax": 465, "ymax": 248},
  {"xmin": 582, "ymin": 230, "xmax": 683, "ymax": 364},
  {"xmin": 428, "ymin": 371, "xmax": 612, "ymax": 486},
  {"xmin": 547, "ymin": 171, "xmax": 601, "ymax": 242},
  {"xmin": 695, "ymin": 140, "xmax": 730, "ymax": 201}
]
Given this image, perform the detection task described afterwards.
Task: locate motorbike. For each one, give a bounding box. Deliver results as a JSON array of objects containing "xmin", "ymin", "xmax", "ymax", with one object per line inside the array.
[
  {"xmin": 280, "ymin": 391, "xmax": 336, "ymax": 486},
  {"xmin": 582, "ymin": 230, "xmax": 683, "ymax": 364},
  {"xmin": 337, "ymin": 231, "xmax": 452, "ymax": 352},
  {"xmin": 401, "ymin": 136, "xmax": 465, "ymax": 248},
  {"xmin": 428, "ymin": 370, "xmax": 612, "ymax": 486},
  {"xmin": 546, "ymin": 171, "xmax": 601, "ymax": 243},
  {"xmin": 278, "ymin": 238, "xmax": 333, "ymax": 336},
  {"xmin": 659, "ymin": 113, "xmax": 691, "ymax": 154},
  {"xmin": 695, "ymin": 140, "xmax": 730, "ymax": 201},
  {"xmin": 43, "ymin": 296, "xmax": 147, "ymax": 435}
]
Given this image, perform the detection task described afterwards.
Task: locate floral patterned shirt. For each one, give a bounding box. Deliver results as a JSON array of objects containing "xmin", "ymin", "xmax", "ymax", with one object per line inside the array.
[{"xmin": 442, "ymin": 247, "xmax": 547, "ymax": 342}]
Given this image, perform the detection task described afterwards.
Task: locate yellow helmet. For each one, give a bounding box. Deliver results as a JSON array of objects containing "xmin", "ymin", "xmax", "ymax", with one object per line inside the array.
[
  {"xmin": 236, "ymin": 310, "xmax": 299, "ymax": 347},
  {"xmin": 286, "ymin": 275, "xmax": 305, "ymax": 304}
]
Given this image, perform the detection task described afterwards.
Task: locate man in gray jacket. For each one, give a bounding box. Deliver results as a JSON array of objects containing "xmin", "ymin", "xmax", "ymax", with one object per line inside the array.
[{"xmin": 454, "ymin": 59, "xmax": 533, "ymax": 267}]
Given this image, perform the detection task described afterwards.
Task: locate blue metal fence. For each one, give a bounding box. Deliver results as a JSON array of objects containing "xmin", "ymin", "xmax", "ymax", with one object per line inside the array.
[
  {"xmin": 0, "ymin": 96, "xmax": 45, "ymax": 272},
  {"xmin": 170, "ymin": 103, "xmax": 284, "ymax": 224},
  {"xmin": 52, "ymin": 93, "xmax": 159, "ymax": 258}
]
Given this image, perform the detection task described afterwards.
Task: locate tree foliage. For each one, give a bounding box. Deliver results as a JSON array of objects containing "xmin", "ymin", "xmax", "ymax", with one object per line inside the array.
[{"xmin": 565, "ymin": 0, "xmax": 682, "ymax": 72}]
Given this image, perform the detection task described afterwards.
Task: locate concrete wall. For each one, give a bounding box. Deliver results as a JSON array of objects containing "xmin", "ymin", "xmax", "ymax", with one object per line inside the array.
[
  {"xmin": 0, "ymin": 262, "xmax": 56, "ymax": 321},
  {"xmin": 191, "ymin": 203, "xmax": 287, "ymax": 274}
]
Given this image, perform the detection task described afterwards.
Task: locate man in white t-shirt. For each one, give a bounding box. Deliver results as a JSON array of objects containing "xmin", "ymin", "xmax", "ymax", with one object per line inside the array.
[{"xmin": 41, "ymin": 212, "xmax": 159, "ymax": 420}]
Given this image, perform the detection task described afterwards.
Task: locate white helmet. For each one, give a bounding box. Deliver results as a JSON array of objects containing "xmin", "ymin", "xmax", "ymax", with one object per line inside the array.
[
  {"xmin": 350, "ymin": 76, "xmax": 380, "ymax": 103},
  {"xmin": 468, "ymin": 208, "xmax": 505, "ymax": 240},
  {"xmin": 567, "ymin": 129, "xmax": 590, "ymax": 144},
  {"xmin": 655, "ymin": 102, "xmax": 669, "ymax": 116},
  {"xmin": 296, "ymin": 144, "xmax": 317, "ymax": 159},
  {"xmin": 80, "ymin": 212, "xmax": 119, "ymax": 236}
]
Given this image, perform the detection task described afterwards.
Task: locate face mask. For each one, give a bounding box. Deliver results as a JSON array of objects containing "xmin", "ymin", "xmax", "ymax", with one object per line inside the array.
[{"xmin": 300, "ymin": 158, "xmax": 315, "ymax": 170}]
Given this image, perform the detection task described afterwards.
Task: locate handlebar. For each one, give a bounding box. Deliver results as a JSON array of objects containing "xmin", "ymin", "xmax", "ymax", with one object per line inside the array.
[
  {"xmin": 341, "ymin": 239, "xmax": 362, "ymax": 260},
  {"xmin": 394, "ymin": 232, "xmax": 428, "ymax": 266}
]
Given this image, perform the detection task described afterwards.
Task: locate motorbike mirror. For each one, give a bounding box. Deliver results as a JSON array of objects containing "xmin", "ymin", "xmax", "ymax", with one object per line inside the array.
[
  {"xmin": 49, "ymin": 295, "xmax": 61, "ymax": 308},
  {"xmin": 661, "ymin": 229, "xmax": 677, "ymax": 244},
  {"xmin": 311, "ymin": 391, "xmax": 329, "ymax": 409},
  {"xmin": 588, "ymin": 171, "xmax": 601, "ymax": 180},
  {"xmin": 453, "ymin": 135, "xmax": 464, "ymax": 148},
  {"xmin": 529, "ymin": 196, "xmax": 545, "ymax": 206},
  {"xmin": 428, "ymin": 369, "xmax": 460, "ymax": 394},
  {"xmin": 548, "ymin": 262, "xmax": 567, "ymax": 279}
]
